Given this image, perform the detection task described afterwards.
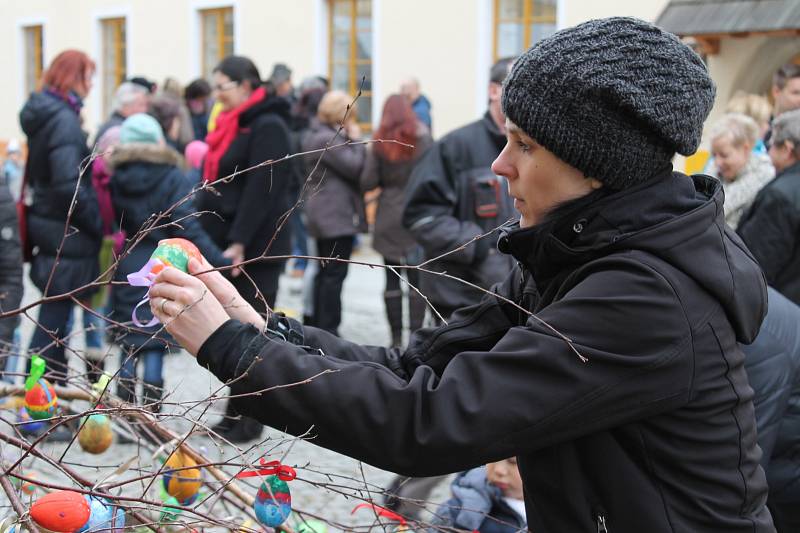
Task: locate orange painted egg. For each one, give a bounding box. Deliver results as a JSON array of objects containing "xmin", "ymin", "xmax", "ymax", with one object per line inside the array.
[
  {"xmin": 162, "ymin": 451, "xmax": 202, "ymax": 503},
  {"xmin": 30, "ymin": 491, "xmax": 90, "ymax": 532}
]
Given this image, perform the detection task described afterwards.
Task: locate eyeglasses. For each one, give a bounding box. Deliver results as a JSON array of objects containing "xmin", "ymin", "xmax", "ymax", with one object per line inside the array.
[{"xmin": 213, "ymin": 80, "xmax": 239, "ymax": 92}]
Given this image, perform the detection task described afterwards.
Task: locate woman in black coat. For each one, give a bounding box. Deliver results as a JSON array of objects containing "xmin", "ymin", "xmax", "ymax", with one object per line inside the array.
[
  {"xmin": 19, "ymin": 50, "xmax": 102, "ymax": 382},
  {"xmin": 194, "ymin": 55, "xmax": 293, "ymax": 441},
  {"xmin": 108, "ymin": 113, "xmax": 229, "ymax": 407},
  {"xmin": 195, "ymin": 56, "xmax": 293, "ymax": 312},
  {"xmin": 149, "ymin": 18, "xmax": 774, "ymax": 531}
]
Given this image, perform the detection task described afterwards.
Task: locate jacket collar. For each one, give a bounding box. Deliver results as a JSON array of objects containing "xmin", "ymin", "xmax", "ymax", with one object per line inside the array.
[{"xmin": 109, "ymin": 143, "xmax": 184, "ymax": 170}]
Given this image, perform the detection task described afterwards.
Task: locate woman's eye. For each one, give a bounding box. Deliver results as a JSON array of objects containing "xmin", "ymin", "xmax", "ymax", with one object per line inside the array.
[{"xmin": 516, "ymin": 141, "xmax": 531, "ymax": 153}]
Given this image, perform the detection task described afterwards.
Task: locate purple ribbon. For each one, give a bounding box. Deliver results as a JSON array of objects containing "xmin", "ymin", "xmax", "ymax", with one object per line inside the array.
[{"xmin": 127, "ymin": 258, "xmax": 163, "ymax": 328}]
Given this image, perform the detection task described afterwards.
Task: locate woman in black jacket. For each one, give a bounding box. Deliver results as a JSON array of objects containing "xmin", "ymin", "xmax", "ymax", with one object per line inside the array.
[
  {"xmin": 19, "ymin": 50, "xmax": 103, "ymax": 382},
  {"xmin": 195, "ymin": 55, "xmax": 293, "ymax": 441},
  {"xmin": 149, "ymin": 18, "xmax": 774, "ymax": 532},
  {"xmin": 108, "ymin": 113, "xmax": 229, "ymax": 407}
]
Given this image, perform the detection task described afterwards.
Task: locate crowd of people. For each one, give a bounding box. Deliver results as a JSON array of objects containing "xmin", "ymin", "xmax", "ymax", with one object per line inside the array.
[{"xmin": 3, "ymin": 18, "xmax": 800, "ymax": 531}]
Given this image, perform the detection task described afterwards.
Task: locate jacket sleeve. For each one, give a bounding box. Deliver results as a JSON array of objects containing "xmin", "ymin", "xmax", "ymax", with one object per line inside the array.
[
  {"xmin": 227, "ymin": 116, "xmax": 292, "ymax": 248},
  {"xmin": 0, "ymin": 189, "xmax": 23, "ymax": 341},
  {"xmin": 402, "ymin": 141, "xmax": 488, "ymax": 265},
  {"xmin": 167, "ymin": 169, "xmax": 231, "ymax": 268},
  {"xmin": 47, "ymin": 115, "xmax": 102, "ymax": 239},
  {"xmin": 737, "ymin": 188, "xmax": 800, "ymax": 283},
  {"xmin": 197, "ymin": 258, "xmax": 693, "ymax": 476}
]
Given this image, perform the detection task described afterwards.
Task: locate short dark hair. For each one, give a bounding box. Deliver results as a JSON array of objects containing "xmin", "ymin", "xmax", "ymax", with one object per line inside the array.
[
  {"xmin": 214, "ymin": 55, "xmax": 262, "ymax": 89},
  {"xmin": 774, "ymin": 63, "xmax": 800, "ymax": 90},
  {"xmin": 184, "ymin": 78, "xmax": 211, "ymax": 100},
  {"xmin": 128, "ymin": 76, "xmax": 156, "ymax": 93},
  {"xmin": 490, "ymin": 57, "xmax": 516, "ymax": 85}
]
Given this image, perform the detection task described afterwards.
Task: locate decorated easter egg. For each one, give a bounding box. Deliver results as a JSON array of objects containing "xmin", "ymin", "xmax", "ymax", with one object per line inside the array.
[
  {"xmin": 80, "ymin": 496, "xmax": 125, "ymax": 532},
  {"xmin": 10, "ymin": 470, "xmax": 38, "ymax": 496},
  {"xmin": 16, "ymin": 404, "xmax": 47, "ymax": 434},
  {"xmin": 30, "ymin": 490, "xmax": 91, "ymax": 533},
  {"xmin": 162, "ymin": 451, "xmax": 202, "ymax": 504},
  {"xmin": 24, "ymin": 378, "xmax": 57, "ymax": 420},
  {"xmin": 77, "ymin": 414, "xmax": 114, "ymax": 454},
  {"xmin": 254, "ymin": 475, "xmax": 292, "ymax": 528},
  {"xmin": 150, "ymin": 238, "xmax": 202, "ymax": 274}
]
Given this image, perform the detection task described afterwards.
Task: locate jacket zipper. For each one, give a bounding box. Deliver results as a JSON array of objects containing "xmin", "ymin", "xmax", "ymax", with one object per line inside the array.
[{"xmin": 596, "ymin": 512, "xmax": 608, "ymax": 532}]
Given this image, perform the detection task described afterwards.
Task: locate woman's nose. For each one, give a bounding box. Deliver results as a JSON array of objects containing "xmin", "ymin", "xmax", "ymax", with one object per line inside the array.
[{"xmin": 492, "ymin": 145, "xmax": 514, "ymax": 180}]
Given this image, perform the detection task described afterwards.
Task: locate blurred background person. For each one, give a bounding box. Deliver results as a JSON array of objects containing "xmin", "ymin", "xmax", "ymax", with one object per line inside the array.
[
  {"xmin": 20, "ymin": 49, "xmax": 103, "ymax": 382},
  {"xmin": 185, "ymin": 78, "xmax": 213, "ymax": 141},
  {"xmin": 195, "ymin": 55, "xmax": 293, "ymax": 442},
  {"xmin": 301, "ymin": 90, "xmax": 366, "ymax": 336},
  {"xmin": 361, "ymin": 94, "xmax": 432, "ymax": 347},
  {"xmin": 726, "ymin": 91, "xmax": 772, "ymax": 153},
  {"xmin": 161, "ymin": 77, "xmax": 195, "ymax": 149},
  {"xmin": 400, "ymin": 77, "xmax": 432, "ymax": 131},
  {"xmin": 269, "ymin": 63, "xmax": 294, "ymax": 104},
  {"xmin": 766, "ymin": 63, "xmax": 800, "ymax": 145},
  {"xmin": 184, "ymin": 139, "xmax": 208, "ymax": 187},
  {"xmin": 2, "ymin": 139, "xmax": 24, "ymax": 201},
  {"xmin": 95, "ymin": 81, "xmax": 148, "ymax": 143},
  {"xmin": 149, "ymin": 93, "xmax": 185, "ymax": 152},
  {"xmin": 108, "ymin": 113, "xmax": 229, "ymax": 408},
  {"xmin": 708, "ymin": 113, "xmax": 774, "ymax": 228},
  {"xmin": 738, "ymin": 109, "xmax": 800, "ymax": 305}
]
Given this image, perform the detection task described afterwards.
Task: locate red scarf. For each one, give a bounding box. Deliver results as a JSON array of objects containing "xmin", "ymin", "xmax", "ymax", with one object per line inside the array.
[{"xmin": 203, "ymin": 86, "xmax": 267, "ymax": 182}]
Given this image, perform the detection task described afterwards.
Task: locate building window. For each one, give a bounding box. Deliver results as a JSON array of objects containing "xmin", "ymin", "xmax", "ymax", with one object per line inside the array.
[
  {"xmin": 493, "ymin": 0, "xmax": 556, "ymax": 60},
  {"xmin": 328, "ymin": 0, "xmax": 372, "ymax": 130},
  {"xmin": 23, "ymin": 25, "xmax": 44, "ymax": 96},
  {"xmin": 201, "ymin": 7, "xmax": 234, "ymax": 80},
  {"xmin": 101, "ymin": 17, "xmax": 126, "ymax": 117}
]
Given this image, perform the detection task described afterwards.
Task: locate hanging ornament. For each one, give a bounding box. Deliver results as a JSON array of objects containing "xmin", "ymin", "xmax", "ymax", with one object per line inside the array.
[
  {"xmin": 162, "ymin": 451, "xmax": 202, "ymax": 505},
  {"xmin": 29, "ymin": 490, "xmax": 124, "ymax": 533},
  {"xmin": 127, "ymin": 238, "xmax": 202, "ymax": 327},
  {"xmin": 78, "ymin": 375, "xmax": 114, "ymax": 454},
  {"xmin": 24, "ymin": 355, "xmax": 57, "ymax": 420},
  {"xmin": 236, "ymin": 459, "xmax": 296, "ymax": 528},
  {"xmin": 10, "ymin": 470, "xmax": 38, "ymax": 496},
  {"xmin": 351, "ymin": 503, "xmax": 409, "ymax": 531}
]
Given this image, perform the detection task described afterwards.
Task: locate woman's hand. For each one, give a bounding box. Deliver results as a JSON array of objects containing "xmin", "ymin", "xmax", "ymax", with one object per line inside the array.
[
  {"xmin": 223, "ymin": 242, "xmax": 246, "ymax": 277},
  {"xmin": 148, "ymin": 267, "xmax": 230, "ymax": 356},
  {"xmin": 188, "ymin": 256, "xmax": 265, "ymax": 330}
]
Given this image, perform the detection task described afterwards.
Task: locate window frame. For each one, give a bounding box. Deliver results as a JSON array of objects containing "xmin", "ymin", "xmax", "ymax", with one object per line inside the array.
[
  {"xmin": 200, "ymin": 6, "xmax": 234, "ymax": 80},
  {"xmin": 100, "ymin": 17, "xmax": 127, "ymax": 118},
  {"xmin": 327, "ymin": 0, "xmax": 372, "ymax": 131},
  {"xmin": 492, "ymin": 0, "xmax": 557, "ymax": 61},
  {"xmin": 23, "ymin": 24, "xmax": 44, "ymax": 96}
]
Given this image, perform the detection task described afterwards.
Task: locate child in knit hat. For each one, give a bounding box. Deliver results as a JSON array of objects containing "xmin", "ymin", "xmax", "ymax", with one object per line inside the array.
[{"xmin": 149, "ymin": 18, "xmax": 774, "ymax": 532}]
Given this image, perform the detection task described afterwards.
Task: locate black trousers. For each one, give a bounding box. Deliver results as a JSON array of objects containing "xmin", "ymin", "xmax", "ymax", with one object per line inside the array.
[{"xmin": 312, "ymin": 236, "xmax": 354, "ymax": 335}]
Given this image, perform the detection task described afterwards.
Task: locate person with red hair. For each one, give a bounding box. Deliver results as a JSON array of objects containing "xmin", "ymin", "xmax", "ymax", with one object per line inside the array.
[
  {"xmin": 361, "ymin": 94, "xmax": 432, "ymax": 347},
  {"xmin": 19, "ymin": 49, "xmax": 103, "ymax": 385}
]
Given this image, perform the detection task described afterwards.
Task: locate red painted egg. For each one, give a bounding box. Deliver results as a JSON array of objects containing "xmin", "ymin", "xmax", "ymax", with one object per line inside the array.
[
  {"xmin": 30, "ymin": 490, "xmax": 90, "ymax": 532},
  {"xmin": 24, "ymin": 378, "xmax": 57, "ymax": 420}
]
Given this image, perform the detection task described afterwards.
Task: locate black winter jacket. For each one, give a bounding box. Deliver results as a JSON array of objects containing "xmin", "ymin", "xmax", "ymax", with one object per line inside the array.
[
  {"xmin": 402, "ymin": 112, "xmax": 514, "ymax": 316},
  {"xmin": 0, "ymin": 180, "xmax": 23, "ymax": 344},
  {"xmin": 198, "ymin": 172, "xmax": 773, "ymax": 532},
  {"xmin": 195, "ymin": 94, "xmax": 293, "ymax": 261},
  {"xmin": 109, "ymin": 143, "xmax": 229, "ymax": 350},
  {"xmin": 741, "ymin": 287, "xmax": 800, "ymax": 505},
  {"xmin": 20, "ymin": 91, "xmax": 102, "ymax": 295},
  {"xmin": 737, "ymin": 161, "xmax": 800, "ymax": 305}
]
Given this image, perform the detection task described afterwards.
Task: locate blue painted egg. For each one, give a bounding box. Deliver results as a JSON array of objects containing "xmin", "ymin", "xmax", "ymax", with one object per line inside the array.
[{"xmin": 254, "ymin": 475, "xmax": 292, "ymax": 527}]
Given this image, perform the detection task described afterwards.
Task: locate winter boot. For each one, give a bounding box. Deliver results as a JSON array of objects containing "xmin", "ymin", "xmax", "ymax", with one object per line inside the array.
[
  {"xmin": 384, "ymin": 290, "xmax": 404, "ymax": 348},
  {"xmin": 209, "ymin": 400, "xmax": 238, "ymax": 435}
]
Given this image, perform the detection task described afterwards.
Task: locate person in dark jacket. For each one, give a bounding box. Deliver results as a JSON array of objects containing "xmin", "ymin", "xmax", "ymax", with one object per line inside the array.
[
  {"xmin": 402, "ymin": 58, "xmax": 516, "ymax": 321},
  {"xmin": 361, "ymin": 94, "xmax": 433, "ymax": 347},
  {"xmin": 737, "ymin": 108, "xmax": 800, "ymax": 305},
  {"xmin": 94, "ymin": 81, "xmax": 149, "ymax": 145},
  {"xmin": 20, "ymin": 50, "xmax": 103, "ymax": 382},
  {"xmin": 109, "ymin": 113, "xmax": 229, "ymax": 406},
  {"xmin": 400, "ymin": 78, "xmax": 432, "ymax": 131},
  {"xmin": 185, "ymin": 78, "xmax": 212, "ymax": 141},
  {"xmin": 301, "ymin": 90, "xmax": 367, "ymax": 336},
  {"xmin": 149, "ymin": 18, "xmax": 774, "ymax": 532},
  {"xmin": 741, "ymin": 287, "xmax": 800, "ymax": 532},
  {"xmin": 194, "ymin": 55, "xmax": 293, "ymax": 441},
  {"xmin": 430, "ymin": 460, "xmax": 526, "ymax": 533},
  {"xmin": 0, "ymin": 175, "xmax": 24, "ymax": 380}
]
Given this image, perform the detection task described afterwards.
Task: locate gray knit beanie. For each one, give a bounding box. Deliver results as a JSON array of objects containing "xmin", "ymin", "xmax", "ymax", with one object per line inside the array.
[{"xmin": 502, "ymin": 17, "xmax": 716, "ymax": 190}]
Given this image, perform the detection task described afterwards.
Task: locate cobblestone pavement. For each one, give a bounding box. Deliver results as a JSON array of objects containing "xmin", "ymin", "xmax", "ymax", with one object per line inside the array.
[{"xmin": 1, "ymin": 244, "xmax": 453, "ymax": 531}]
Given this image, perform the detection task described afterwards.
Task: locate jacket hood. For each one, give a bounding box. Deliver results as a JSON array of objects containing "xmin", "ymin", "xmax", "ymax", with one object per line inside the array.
[
  {"xmin": 499, "ymin": 172, "xmax": 767, "ymax": 343},
  {"xmin": 110, "ymin": 143, "xmax": 184, "ymax": 195},
  {"xmin": 20, "ymin": 92, "xmax": 72, "ymax": 137}
]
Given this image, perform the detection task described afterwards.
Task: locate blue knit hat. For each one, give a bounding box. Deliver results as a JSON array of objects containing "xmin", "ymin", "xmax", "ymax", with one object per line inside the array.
[{"xmin": 120, "ymin": 113, "xmax": 164, "ymax": 145}]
